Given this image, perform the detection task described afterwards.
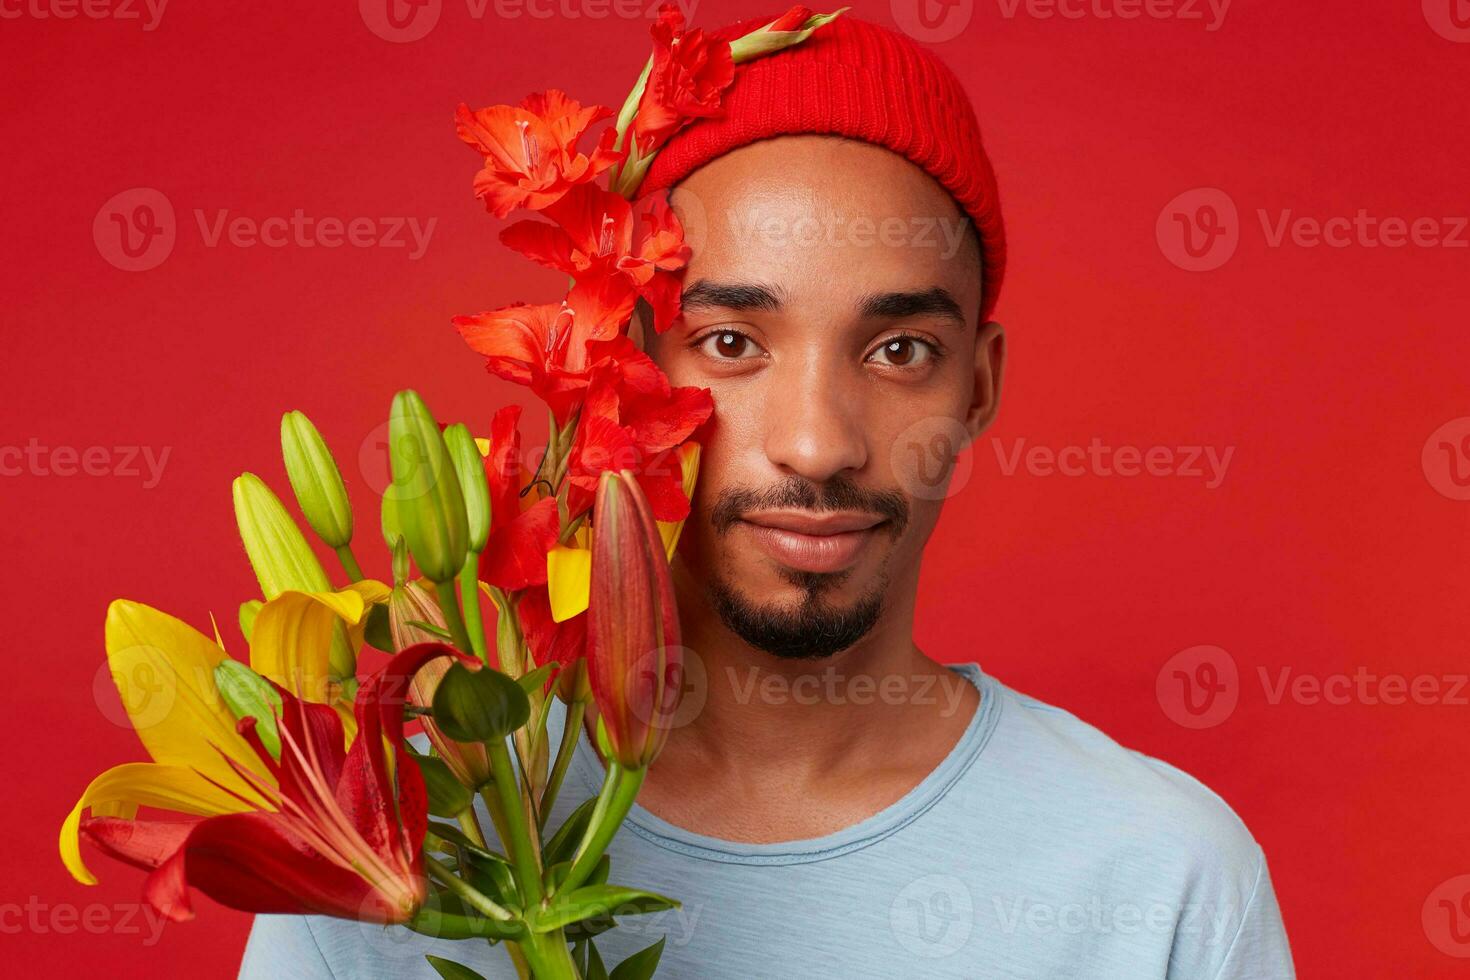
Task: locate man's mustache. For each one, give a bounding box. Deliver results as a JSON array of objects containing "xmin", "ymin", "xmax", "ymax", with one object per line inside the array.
[{"xmin": 708, "ymin": 475, "xmax": 910, "ymax": 537}]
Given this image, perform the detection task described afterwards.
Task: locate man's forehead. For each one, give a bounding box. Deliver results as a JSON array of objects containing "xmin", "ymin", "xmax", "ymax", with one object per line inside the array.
[{"xmin": 664, "ymin": 136, "xmax": 982, "ymax": 318}]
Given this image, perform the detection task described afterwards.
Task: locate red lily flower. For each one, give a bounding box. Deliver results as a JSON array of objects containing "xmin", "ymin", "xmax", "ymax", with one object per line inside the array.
[
  {"xmin": 479, "ymin": 404, "xmax": 560, "ymax": 591},
  {"xmin": 633, "ymin": 2, "xmax": 736, "ymax": 157},
  {"xmin": 455, "ymin": 89, "xmax": 623, "ymax": 218},
  {"xmin": 82, "ymin": 644, "xmax": 476, "ymax": 925},
  {"xmin": 586, "ymin": 471, "xmax": 684, "ymax": 769},
  {"xmin": 500, "ymin": 184, "xmax": 691, "ymax": 334}
]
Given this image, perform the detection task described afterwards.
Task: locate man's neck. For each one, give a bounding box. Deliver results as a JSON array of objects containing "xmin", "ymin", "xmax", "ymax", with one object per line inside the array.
[{"xmin": 585, "ymin": 565, "xmax": 981, "ymax": 843}]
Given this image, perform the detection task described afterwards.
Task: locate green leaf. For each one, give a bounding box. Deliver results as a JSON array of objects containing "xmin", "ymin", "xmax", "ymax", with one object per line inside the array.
[
  {"xmin": 586, "ymin": 939, "xmax": 610, "ymax": 980},
  {"xmin": 412, "ymin": 754, "xmax": 472, "ymax": 818},
  {"xmin": 238, "ymin": 599, "xmax": 262, "ymax": 643},
  {"xmin": 407, "ymin": 619, "xmax": 455, "ymax": 640},
  {"xmin": 431, "ymin": 662, "xmax": 530, "ymax": 742},
  {"xmin": 517, "ymin": 661, "xmax": 557, "ymax": 695},
  {"xmin": 544, "ymin": 797, "xmax": 598, "ymax": 868},
  {"xmin": 425, "ymin": 955, "xmax": 488, "ymax": 980},
  {"xmin": 363, "ymin": 602, "xmax": 393, "ymax": 653},
  {"xmin": 535, "ymin": 885, "xmax": 679, "ymax": 933},
  {"xmin": 609, "ymin": 937, "xmax": 666, "ymax": 980},
  {"xmin": 213, "ymin": 660, "xmax": 282, "ymax": 760}
]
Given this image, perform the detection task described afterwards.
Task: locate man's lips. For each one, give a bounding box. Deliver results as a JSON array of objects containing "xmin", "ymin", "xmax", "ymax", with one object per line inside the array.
[{"xmin": 738, "ymin": 510, "xmax": 887, "ymax": 573}]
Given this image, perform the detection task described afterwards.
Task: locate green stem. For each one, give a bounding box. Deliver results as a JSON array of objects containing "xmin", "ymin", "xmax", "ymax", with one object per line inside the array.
[
  {"xmin": 423, "ymin": 854, "xmax": 517, "ymax": 923},
  {"xmin": 517, "ymin": 928, "xmax": 579, "ymax": 979},
  {"xmin": 488, "ymin": 741, "xmax": 544, "ymax": 906},
  {"xmin": 538, "ymin": 700, "xmax": 585, "ymax": 831},
  {"xmin": 334, "ymin": 544, "xmax": 364, "ymax": 582},
  {"xmin": 457, "ymin": 806, "xmax": 488, "ymax": 849},
  {"xmin": 558, "ymin": 763, "xmax": 644, "ymax": 897},
  {"xmin": 434, "ymin": 578, "xmax": 473, "ymax": 653},
  {"xmin": 458, "ymin": 555, "xmax": 490, "ymax": 664}
]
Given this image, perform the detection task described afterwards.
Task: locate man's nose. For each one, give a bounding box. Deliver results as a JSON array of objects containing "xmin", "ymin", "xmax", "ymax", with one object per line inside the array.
[{"xmin": 761, "ymin": 359, "xmax": 869, "ymax": 482}]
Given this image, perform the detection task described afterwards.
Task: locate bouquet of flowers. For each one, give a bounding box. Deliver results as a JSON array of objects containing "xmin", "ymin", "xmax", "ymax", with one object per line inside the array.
[{"xmin": 59, "ymin": 6, "xmax": 843, "ymax": 978}]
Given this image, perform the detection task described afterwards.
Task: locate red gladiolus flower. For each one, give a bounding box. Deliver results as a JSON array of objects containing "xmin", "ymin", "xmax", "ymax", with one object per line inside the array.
[
  {"xmin": 500, "ymin": 184, "xmax": 691, "ymax": 334},
  {"xmin": 562, "ymin": 339, "xmax": 712, "ymax": 523},
  {"xmin": 455, "ymin": 89, "xmax": 623, "ymax": 218},
  {"xmin": 586, "ymin": 470, "xmax": 684, "ymax": 769},
  {"xmin": 453, "ymin": 277, "xmax": 632, "ymax": 424},
  {"xmin": 768, "ymin": 5, "xmax": 814, "ymax": 31},
  {"xmin": 632, "ymin": 2, "xmax": 736, "ymax": 156},
  {"xmin": 82, "ymin": 644, "xmax": 476, "ymax": 925}
]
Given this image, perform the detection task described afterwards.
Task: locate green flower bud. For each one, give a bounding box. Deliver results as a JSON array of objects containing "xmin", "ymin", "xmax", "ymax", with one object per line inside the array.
[
  {"xmin": 443, "ymin": 423, "xmax": 491, "ymax": 554},
  {"xmin": 214, "ymin": 660, "xmax": 283, "ymax": 761},
  {"xmin": 233, "ymin": 473, "xmax": 332, "ymax": 598},
  {"xmin": 387, "ymin": 390, "xmax": 468, "ymax": 583},
  {"xmin": 232, "ymin": 473, "xmax": 355, "ymax": 679},
  {"xmin": 280, "ymin": 411, "xmax": 353, "ymax": 549}
]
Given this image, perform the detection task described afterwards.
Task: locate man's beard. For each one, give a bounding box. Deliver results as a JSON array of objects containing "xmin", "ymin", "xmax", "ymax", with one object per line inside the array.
[
  {"xmin": 701, "ymin": 474, "xmax": 907, "ymax": 661},
  {"xmin": 706, "ymin": 571, "xmax": 887, "ymax": 660}
]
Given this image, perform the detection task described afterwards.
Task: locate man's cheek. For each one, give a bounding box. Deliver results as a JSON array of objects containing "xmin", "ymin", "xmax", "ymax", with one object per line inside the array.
[{"xmin": 884, "ymin": 415, "xmax": 972, "ymax": 503}]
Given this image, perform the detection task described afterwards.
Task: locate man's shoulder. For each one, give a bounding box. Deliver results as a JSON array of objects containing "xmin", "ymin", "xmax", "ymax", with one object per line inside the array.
[{"xmin": 962, "ymin": 671, "xmax": 1265, "ymax": 876}]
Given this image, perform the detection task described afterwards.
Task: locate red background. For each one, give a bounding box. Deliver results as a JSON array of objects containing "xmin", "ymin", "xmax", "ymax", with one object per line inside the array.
[{"xmin": 5, "ymin": 0, "xmax": 1468, "ymax": 975}]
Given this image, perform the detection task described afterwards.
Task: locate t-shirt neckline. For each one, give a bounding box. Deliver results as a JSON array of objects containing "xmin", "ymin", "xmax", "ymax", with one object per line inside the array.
[{"xmin": 569, "ymin": 661, "xmax": 1001, "ymax": 866}]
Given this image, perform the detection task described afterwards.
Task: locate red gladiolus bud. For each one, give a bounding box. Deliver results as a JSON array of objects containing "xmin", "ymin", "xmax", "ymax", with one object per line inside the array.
[{"xmin": 585, "ymin": 470, "xmax": 683, "ymax": 769}]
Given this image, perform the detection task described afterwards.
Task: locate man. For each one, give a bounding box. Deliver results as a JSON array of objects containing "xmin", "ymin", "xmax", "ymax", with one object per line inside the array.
[{"xmin": 242, "ymin": 12, "xmax": 1294, "ymax": 978}]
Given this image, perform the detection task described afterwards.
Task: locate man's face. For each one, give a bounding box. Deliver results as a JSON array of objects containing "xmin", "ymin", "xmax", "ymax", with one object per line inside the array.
[{"xmin": 645, "ymin": 135, "xmax": 1004, "ymax": 660}]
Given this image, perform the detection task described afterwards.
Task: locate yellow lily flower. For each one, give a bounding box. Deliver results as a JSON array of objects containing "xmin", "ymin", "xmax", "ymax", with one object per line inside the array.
[
  {"xmin": 546, "ymin": 442, "xmax": 701, "ymax": 624},
  {"xmin": 60, "ymin": 582, "xmax": 385, "ymax": 885}
]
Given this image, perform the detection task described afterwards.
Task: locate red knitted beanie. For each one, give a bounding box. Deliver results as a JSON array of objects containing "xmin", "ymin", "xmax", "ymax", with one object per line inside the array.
[{"xmin": 636, "ymin": 12, "xmax": 1006, "ymax": 321}]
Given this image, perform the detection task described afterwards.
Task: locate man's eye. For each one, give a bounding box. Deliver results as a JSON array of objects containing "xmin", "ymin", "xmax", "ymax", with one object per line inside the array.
[
  {"xmin": 696, "ymin": 330, "xmax": 761, "ymax": 360},
  {"xmin": 867, "ymin": 336, "xmax": 935, "ymax": 368}
]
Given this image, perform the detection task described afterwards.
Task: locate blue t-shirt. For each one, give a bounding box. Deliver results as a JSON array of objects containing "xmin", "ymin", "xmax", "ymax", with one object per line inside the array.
[{"xmin": 239, "ymin": 663, "xmax": 1294, "ymax": 978}]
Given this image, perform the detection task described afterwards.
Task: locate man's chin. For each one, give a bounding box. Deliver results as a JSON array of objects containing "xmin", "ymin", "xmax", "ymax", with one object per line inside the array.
[{"xmin": 705, "ymin": 575, "xmax": 885, "ymax": 661}]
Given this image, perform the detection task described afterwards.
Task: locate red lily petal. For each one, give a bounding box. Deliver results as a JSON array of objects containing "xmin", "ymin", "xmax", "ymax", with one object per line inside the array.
[
  {"xmin": 81, "ymin": 816, "xmax": 200, "ymax": 873},
  {"xmin": 144, "ymin": 812, "xmax": 406, "ymax": 923},
  {"xmin": 519, "ymin": 585, "xmax": 590, "ymax": 671},
  {"xmin": 480, "ymin": 496, "xmax": 561, "ymax": 590}
]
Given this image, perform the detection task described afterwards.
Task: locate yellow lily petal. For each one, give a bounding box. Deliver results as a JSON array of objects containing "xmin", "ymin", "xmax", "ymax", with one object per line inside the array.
[
  {"xmin": 547, "ymin": 525, "xmax": 592, "ymax": 623},
  {"xmin": 342, "ymin": 578, "xmax": 391, "ymax": 653},
  {"xmin": 104, "ymin": 600, "xmax": 263, "ymax": 784},
  {"xmin": 60, "ymin": 761, "xmax": 263, "ymax": 885},
  {"xmin": 658, "ymin": 442, "xmax": 702, "ymax": 559},
  {"xmin": 248, "ymin": 587, "xmax": 370, "ymax": 703},
  {"xmin": 474, "ymin": 436, "xmax": 490, "ymax": 457}
]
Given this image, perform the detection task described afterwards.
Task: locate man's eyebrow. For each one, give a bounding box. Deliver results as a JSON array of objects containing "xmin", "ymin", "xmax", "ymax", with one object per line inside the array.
[
  {"xmin": 857, "ymin": 287, "xmax": 968, "ymax": 329},
  {"xmin": 679, "ymin": 279, "xmax": 785, "ymax": 314},
  {"xmin": 677, "ymin": 280, "xmax": 968, "ymax": 329}
]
